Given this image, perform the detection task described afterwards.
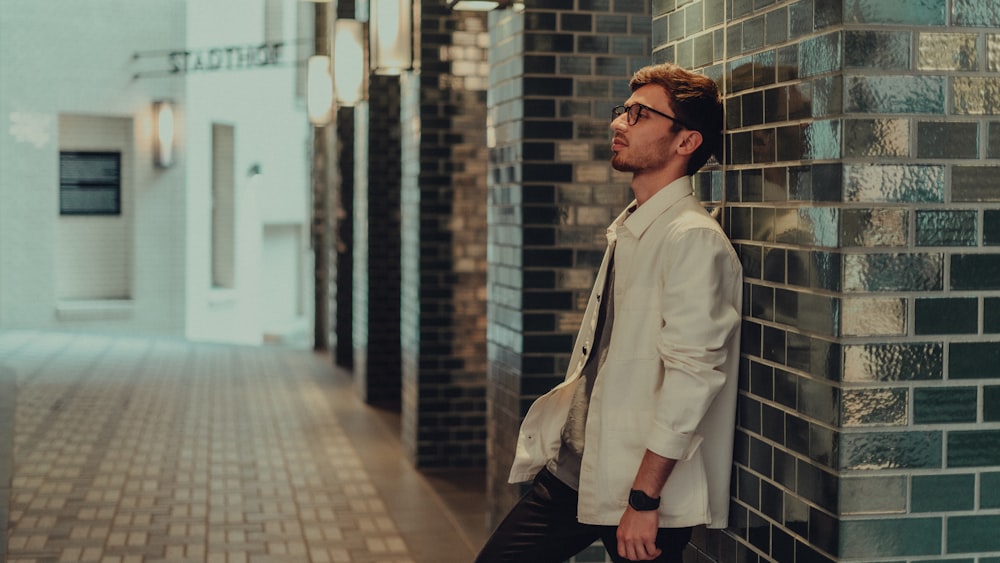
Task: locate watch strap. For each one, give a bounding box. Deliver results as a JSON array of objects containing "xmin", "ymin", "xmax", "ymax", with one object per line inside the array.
[{"xmin": 628, "ymin": 489, "xmax": 660, "ymax": 511}]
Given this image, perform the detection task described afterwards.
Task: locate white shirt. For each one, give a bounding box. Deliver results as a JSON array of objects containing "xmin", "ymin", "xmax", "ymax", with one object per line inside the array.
[{"xmin": 508, "ymin": 176, "xmax": 743, "ymax": 528}]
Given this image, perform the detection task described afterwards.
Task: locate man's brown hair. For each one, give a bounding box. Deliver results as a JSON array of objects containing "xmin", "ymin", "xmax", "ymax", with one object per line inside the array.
[{"xmin": 629, "ymin": 63, "xmax": 724, "ymax": 175}]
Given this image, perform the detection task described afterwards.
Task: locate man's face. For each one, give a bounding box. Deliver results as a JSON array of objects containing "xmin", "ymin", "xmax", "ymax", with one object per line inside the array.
[{"xmin": 610, "ymin": 84, "xmax": 681, "ymax": 174}]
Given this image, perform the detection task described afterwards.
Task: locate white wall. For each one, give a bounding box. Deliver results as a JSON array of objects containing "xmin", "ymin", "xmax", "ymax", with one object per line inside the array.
[
  {"xmin": 0, "ymin": 0, "xmax": 187, "ymax": 335},
  {"xmin": 0, "ymin": 0, "xmax": 314, "ymax": 344},
  {"xmin": 182, "ymin": 0, "xmax": 313, "ymax": 345}
]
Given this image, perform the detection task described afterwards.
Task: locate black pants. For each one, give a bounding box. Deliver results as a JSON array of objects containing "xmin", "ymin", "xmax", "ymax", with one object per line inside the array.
[{"xmin": 475, "ymin": 468, "xmax": 693, "ymax": 563}]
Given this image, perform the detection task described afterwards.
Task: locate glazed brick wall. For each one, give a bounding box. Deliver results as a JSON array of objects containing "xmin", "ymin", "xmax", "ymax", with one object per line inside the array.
[
  {"xmin": 484, "ymin": 0, "xmax": 651, "ymax": 535},
  {"xmin": 655, "ymin": 0, "xmax": 1000, "ymax": 561},
  {"xmin": 398, "ymin": 4, "xmax": 490, "ymax": 468},
  {"xmin": 353, "ymin": 73, "xmax": 403, "ymax": 406}
]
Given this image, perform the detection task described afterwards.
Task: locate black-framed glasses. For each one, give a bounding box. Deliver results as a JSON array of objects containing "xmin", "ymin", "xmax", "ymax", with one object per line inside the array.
[{"xmin": 612, "ymin": 103, "xmax": 694, "ymax": 130}]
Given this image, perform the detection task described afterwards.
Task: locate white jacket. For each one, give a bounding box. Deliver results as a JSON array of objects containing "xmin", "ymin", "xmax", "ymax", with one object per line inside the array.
[{"xmin": 508, "ymin": 177, "xmax": 743, "ymax": 529}]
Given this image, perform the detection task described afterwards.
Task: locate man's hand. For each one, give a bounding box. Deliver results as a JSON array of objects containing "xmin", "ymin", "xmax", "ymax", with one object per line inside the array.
[{"xmin": 617, "ymin": 506, "xmax": 661, "ymax": 561}]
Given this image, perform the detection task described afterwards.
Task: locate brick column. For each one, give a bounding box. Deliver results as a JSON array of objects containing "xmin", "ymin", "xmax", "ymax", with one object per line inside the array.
[
  {"xmin": 399, "ymin": 4, "xmax": 491, "ymax": 467},
  {"xmin": 484, "ymin": 0, "xmax": 652, "ymax": 528},
  {"xmin": 353, "ymin": 74, "xmax": 403, "ymax": 406}
]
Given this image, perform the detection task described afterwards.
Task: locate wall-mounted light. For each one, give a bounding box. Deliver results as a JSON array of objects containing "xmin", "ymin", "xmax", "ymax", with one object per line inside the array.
[
  {"xmin": 333, "ymin": 18, "xmax": 367, "ymax": 106},
  {"xmin": 369, "ymin": 0, "xmax": 413, "ymax": 75},
  {"xmin": 153, "ymin": 100, "xmax": 175, "ymax": 168},
  {"xmin": 307, "ymin": 55, "xmax": 334, "ymax": 125},
  {"xmin": 448, "ymin": 0, "xmax": 523, "ymax": 11}
]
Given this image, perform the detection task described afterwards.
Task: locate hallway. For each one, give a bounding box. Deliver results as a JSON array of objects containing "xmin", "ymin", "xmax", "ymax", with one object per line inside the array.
[{"xmin": 0, "ymin": 331, "xmax": 487, "ymax": 563}]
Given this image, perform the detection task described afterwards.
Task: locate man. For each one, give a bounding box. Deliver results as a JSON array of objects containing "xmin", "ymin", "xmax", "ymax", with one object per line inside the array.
[{"xmin": 475, "ymin": 63, "xmax": 743, "ymax": 563}]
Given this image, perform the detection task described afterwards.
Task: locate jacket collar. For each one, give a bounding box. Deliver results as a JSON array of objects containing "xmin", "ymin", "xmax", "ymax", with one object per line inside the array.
[{"xmin": 606, "ymin": 176, "xmax": 694, "ymax": 243}]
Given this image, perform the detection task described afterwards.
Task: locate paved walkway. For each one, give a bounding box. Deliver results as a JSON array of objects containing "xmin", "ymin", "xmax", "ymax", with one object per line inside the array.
[{"xmin": 0, "ymin": 331, "xmax": 486, "ymax": 563}]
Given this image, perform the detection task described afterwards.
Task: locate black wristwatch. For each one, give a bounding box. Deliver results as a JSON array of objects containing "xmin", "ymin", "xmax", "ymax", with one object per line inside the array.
[{"xmin": 628, "ymin": 489, "xmax": 660, "ymax": 511}]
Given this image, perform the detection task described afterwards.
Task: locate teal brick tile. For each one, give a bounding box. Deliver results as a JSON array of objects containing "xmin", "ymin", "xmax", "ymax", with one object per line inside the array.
[
  {"xmin": 951, "ymin": 255, "xmax": 1000, "ymax": 290},
  {"xmin": 845, "ymin": 31, "xmax": 911, "ymax": 69},
  {"xmin": 804, "ymin": 120, "xmax": 841, "ymax": 160},
  {"xmin": 917, "ymin": 122, "xmax": 979, "ymax": 159},
  {"xmin": 985, "ymin": 386, "xmax": 1000, "ymax": 422},
  {"xmin": 988, "ymin": 298, "xmax": 1000, "ymax": 333},
  {"xmin": 985, "ymin": 211, "xmax": 1000, "ymax": 246},
  {"xmin": 843, "ymin": 343, "xmax": 944, "ymax": 382},
  {"xmin": 765, "ymin": 8, "xmax": 788, "ymax": 46},
  {"xmin": 947, "ymin": 515, "xmax": 1000, "ymax": 553},
  {"xmin": 914, "ymin": 386, "xmax": 978, "ymax": 424},
  {"xmin": 841, "ymin": 388, "xmax": 906, "ymax": 427},
  {"xmin": 844, "ymin": 164, "xmax": 946, "ymax": 203},
  {"xmin": 841, "ymin": 476, "xmax": 906, "ymax": 515},
  {"xmin": 840, "ymin": 517, "xmax": 942, "ymax": 558},
  {"xmin": 842, "ymin": 208, "xmax": 907, "ymax": 247},
  {"xmin": 949, "ymin": 342, "xmax": 1000, "ymax": 379},
  {"xmin": 844, "ymin": 118, "xmax": 910, "ymax": 158},
  {"xmin": 841, "ymin": 431, "xmax": 942, "ymax": 470},
  {"xmin": 846, "ymin": 75, "xmax": 947, "ymax": 114},
  {"xmin": 947, "ymin": 430, "xmax": 1000, "ymax": 467},
  {"xmin": 916, "ymin": 210, "xmax": 977, "ymax": 247},
  {"xmin": 982, "ymin": 472, "xmax": 1000, "ymax": 508},
  {"xmin": 814, "ymin": 0, "xmax": 842, "ymax": 29},
  {"xmin": 953, "ymin": 0, "xmax": 1000, "ymax": 27},
  {"xmin": 914, "ymin": 298, "xmax": 978, "ymax": 335},
  {"xmin": 911, "ymin": 473, "xmax": 975, "ymax": 512},
  {"xmin": 799, "ymin": 207, "xmax": 839, "ymax": 247},
  {"xmin": 800, "ymin": 32, "xmax": 841, "ymax": 78},
  {"xmin": 812, "ymin": 75, "xmax": 844, "ymax": 118},
  {"xmin": 918, "ymin": 32, "xmax": 978, "ymax": 71},
  {"xmin": 788, "ymin": 0, "xmax": 812, "ymax": 39},
  {"xmin": 953, "ymin": 77, "xmax": 1000, "ymax": 115},
  {"xmin": 953, "ymin": 166, "xmax": 1000, "ymax": 202},
  {"xmin": 990, "ymin": 121, "xmax": 1000, "ymax": 158},
  {"xmin": 845, "ymin": 0, "xmax": 946, "ymax": 25},
  {"xmin": 844, "ymin": 253, "xmax": 943, "ymax": 292}
]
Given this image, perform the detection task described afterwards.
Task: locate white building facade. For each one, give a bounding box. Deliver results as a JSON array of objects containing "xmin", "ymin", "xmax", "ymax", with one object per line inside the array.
[{"xmin": 0, "ymin": 0, "xmax": 315, "ymax": 346}]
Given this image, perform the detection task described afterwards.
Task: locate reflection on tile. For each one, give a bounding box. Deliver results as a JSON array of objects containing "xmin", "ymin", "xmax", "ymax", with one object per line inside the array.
[
  {"xmin": 799, "ymin": 377, "xmax": 839, "ymax": 425},
  {"xmin": 845, "ymin": 31, "xmax": 911, "ymax": 69},
  {"xmin": 916, "ymin": 210, "xmax": 977, "ymax": 247},
  {"xmin": 800, "ymin": 32, "xmax": 842, "ymax": 78},
  {"xmin": 841, "ymin": 431, "xmax": 942, "ymax": 470},
  {"xmin": 842, "ymin": 208, "xmax": 907, "ymax": 247},
  {"xmin": 840, "ymin": 476, "xmax": 906, "ymax": 515},
  {"xmin": 840, "ymin": 518, "xmax": 942, "ymax": 559},
  {"xmin": 843, "ymin": 343, "xmax": 944, "ymax": 382},
  {"xmin": 804, "ymin": 120, "xmax": 841, "ymax": 160},
  {"xmin": 841, "ymin": 297, "xmax": 905, "ymax": 337},
  {"xmin": 953, "ymin": 0, "xmax": 1000, "ymax": 27},
  {"xmin": 844, "ymin": 164, "xmax": 945, "ymax": 203},
  {"xmin": 953, "ymin": 76, "xmax": 1000, "ymax": 114},
  {"xmin": 990, "ymin": 34, "xmax": 1000, "ymax": 72},
  {"xmin": 846, "ymin": 75, "xmax": 946, "ymax": 114},
  {"xmin": 811, "ymin": 75, "xmax": 844, "ymax": 118},
  {"xmin": 918, "ymin": 32, "xmax": 978, "ymax": 71},
  {"xmin": 844, "ymin": 118, "xmax": 910, "ymax": 158},
  {"xmin": 844, "ymin": 253, "xmax": 943, "ymax": 292},
  {"xmin": 797, "ymin": 207, "xmax": 839, "ymax": 247},
  {"xmin": 842, "ymin": 388, "xmax": 907, "ymax": 427},
  {"xmin": 846, "ymin": 0, "xmax": 946, "ymax": 25}
]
